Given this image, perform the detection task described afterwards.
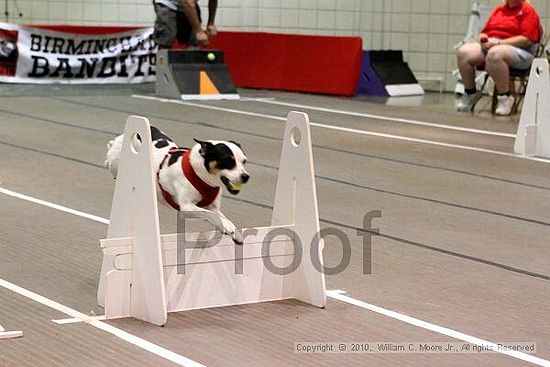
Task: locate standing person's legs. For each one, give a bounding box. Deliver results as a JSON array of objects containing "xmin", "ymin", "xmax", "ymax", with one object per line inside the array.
[
  {"xmin": 153, "ymin": 4, "xmax": 178, "ymax": 49},
  {"xmin": 177, "ymin": 3, "xmax": 202, "ymax": 47}
]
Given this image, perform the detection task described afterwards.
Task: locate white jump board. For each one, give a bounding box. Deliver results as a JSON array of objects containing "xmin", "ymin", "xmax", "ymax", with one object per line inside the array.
[{"xmin": 101, "ymin": 226, "xmax": 296, "ymax": 314}]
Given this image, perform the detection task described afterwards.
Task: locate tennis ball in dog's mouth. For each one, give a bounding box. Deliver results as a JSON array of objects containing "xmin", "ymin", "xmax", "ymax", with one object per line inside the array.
[
  {"xmin": 228, "ymin": 182, "xmax": 242, "ymax": 191},
  {"xmin": 207, "ymin": 52, "xmax": 216, "ymax": 61}
]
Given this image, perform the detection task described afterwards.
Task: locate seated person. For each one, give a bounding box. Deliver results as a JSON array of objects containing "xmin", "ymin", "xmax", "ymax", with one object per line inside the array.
[{"xmin": 456, "ymin": 0, "xmax": 541, "ymax": 115}]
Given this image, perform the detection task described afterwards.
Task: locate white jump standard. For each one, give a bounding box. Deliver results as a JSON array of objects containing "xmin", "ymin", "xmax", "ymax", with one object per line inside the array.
[
  {"xmin": 514, "ymin": 58, "xmax": 550, "ymax": 159},
  {"xmin": 97, "ymin": 112, "xmax": 327, "ymax": 326}
]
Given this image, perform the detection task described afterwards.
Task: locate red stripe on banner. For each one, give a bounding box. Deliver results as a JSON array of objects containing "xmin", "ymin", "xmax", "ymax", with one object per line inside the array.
[
  {"xmin": 204, "ymin": 32, "xmax": 363, "ymax": 96},
  {"xmin": 24, "ymin": 25, "xmax": 144, "ymax": 35}
]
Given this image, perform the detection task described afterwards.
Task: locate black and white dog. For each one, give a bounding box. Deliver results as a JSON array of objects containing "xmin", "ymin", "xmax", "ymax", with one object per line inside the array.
[{"xmin": 105, "ymin": 126, "xmax": 249, "ymax": 244}]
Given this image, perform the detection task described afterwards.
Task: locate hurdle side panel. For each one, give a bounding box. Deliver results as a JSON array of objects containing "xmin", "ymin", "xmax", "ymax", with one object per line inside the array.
[
  {"xmin": 271, "ymin": 111, "xmax": 327, "ymax": 308},
  {"xmin": 100, "ymin": 116, "xmax": 167, "ymax": 326},
  {"xmin": 514, "ymin": 58, "xmax": 550, "ymax": 158}
]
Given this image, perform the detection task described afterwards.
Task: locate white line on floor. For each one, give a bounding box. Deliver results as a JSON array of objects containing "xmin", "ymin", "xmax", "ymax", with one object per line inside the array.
[
  {"xmin": 0, "ymin": 192, "xmax": 207, "ymax": 365},
  {"xmin": 0, "ymin": 330, "xmax": 23, "ymax": 339},
  {"xmin": 131, "ymin": 95, "xmax": 550, "ymax": 164},
  {"xmin": 237, "ymin": 97, "xmax": 276, "ymax": 102},
  {"xmin": 327, "ymin": 290, "xmax": 550, "ymax": 367},
  {"xmin": 0, "ymin": 322, "xmax": 23, "ymax": 339},
  {"xmin": 0, "ymin": 187, "xmax": 109, "ymax": 224},
  {"xmin": 252, "ymin": 99, "xmax": 517, "ymax": 138},
  {"xmin": 53, "ymin": 316, "xmax": 107, "ymax": 325},
  {"xmin": 0, "ymin": 277, "xmax": 206, "ymax": 367},
  {"xmin": 133, "ymin": 94, "xmax": 287, "ymax": 122},
  {"xmin": 2, "ymin": 186, "xmax": 548, "ymax": 366}
]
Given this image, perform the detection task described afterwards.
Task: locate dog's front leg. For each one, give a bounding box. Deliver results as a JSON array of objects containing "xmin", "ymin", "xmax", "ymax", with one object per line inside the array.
[
  {"xmin": 210, "ymin": 208, "xmax": 243, "ymax": 245},
  {"xmin": 179, "ymin": 204, "xmax": 243, "ymax": 245},
  {"xmin": 179, "ymin": 203, "xmax": 225, "ymax": 233}
]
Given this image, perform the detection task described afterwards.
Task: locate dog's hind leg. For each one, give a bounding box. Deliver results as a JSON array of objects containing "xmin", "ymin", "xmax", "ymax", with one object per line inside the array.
[{"xmin": 105, "ymin": 134, "xmax": 124, "ymax": 178}]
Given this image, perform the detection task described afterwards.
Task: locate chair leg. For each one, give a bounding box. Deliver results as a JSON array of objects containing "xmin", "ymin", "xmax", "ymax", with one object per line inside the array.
[
  {"xmin": 512, "ymin": 76, "xmax": 528, "ymax": 115},
  {"xmin": 510, "ymin": 78, "xmax": 518, "ymax": 115},
  {"xmin": 472, "ymin": 73, "xmax": 490, "ymax": 114},
  {"xmin": 491, "ymin": 85, "xmax": 498, "ymax": 114}
]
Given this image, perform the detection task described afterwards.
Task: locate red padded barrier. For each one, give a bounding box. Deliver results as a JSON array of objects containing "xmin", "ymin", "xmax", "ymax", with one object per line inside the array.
[{"xmin": 207, "ymin": 32, "xmax": 363, "ymax": 96}]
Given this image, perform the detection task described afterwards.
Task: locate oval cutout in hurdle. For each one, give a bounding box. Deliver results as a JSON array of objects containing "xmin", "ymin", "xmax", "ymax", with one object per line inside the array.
[{"xmin": 97, "ymin": 111, "xmax": 326, "ymax": 326}]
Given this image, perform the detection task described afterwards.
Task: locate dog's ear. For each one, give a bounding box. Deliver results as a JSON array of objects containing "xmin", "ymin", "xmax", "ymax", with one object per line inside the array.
[
  {"xmin": 229, "ymin": 140, "xmax": 245, "ymax": 155},
  {"xmin": 194, "ymin": 139, "xmax": 214, "ymax": 157},
  {"xmin": 229, "ymin": 140, "xmax": 242, "ymax": 149}
]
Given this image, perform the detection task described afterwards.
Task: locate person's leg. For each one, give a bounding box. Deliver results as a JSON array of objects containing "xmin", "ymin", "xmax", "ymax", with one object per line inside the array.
[
  {"xmin": 153, "ymin": 4, "xmax": 177, "ymax": 49},
  {"xmin": 485, "ymin": 45, "xmax": 528, "ymax": 115},
  {"xmin": 485, "ymin": 45, "xmax": 516, "ymax": 93},
  {"xmin": 456, "ymin": 43, "xmax": 485, "ymax": 112},
  {"xmin": 176, "ymin": 3, "xmax": 202, "ymax": 47},
  {"xmin": 456, "ymin": 42, "xmax": 485, "ymax": 90}
]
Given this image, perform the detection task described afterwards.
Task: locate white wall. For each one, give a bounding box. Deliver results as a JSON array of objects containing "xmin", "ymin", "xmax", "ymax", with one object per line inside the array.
[{"xmin": 4, "ymin": 0, "xmax": 550, "ymax": 92}]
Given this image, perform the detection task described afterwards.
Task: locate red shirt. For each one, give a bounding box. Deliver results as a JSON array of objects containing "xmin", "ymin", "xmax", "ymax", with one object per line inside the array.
[{"xmin": 482, "ymin": 3, "xmax": 541, "ymax": 43}]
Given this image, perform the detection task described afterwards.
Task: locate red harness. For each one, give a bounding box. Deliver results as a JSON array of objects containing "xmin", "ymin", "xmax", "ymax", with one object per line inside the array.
[{"xmin": 157, "ymin": 148, "xmax": 220, "ymax": 210}]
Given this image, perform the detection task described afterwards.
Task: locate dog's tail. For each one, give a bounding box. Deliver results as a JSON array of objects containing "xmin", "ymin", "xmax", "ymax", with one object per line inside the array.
[{"xmin": 104, "ymin": 134, "xmax": 124, "ymax": 179}]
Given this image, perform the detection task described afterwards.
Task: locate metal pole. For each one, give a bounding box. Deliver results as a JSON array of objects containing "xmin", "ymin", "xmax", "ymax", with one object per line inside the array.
[
  {"xmin": 4, "ymin": 0, "xmax": 9, "ymax": 23},
  {"xmin": 13, "ymin": 0, "xmax": 22, "ymax": 18}
]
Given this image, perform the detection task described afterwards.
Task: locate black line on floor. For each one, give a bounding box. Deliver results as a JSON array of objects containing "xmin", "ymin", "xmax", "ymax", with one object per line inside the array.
[
  {"xmin": 0, "ymin": 108, "xmax": 118, "ymax": 136},
  {"xmin": 0, "ymin": 115, "xmax": 550, "ymax": 230},
  {"xmin": 0, "ymin": 141, "xmax": 105, "ymax": 169},
  {"xmin": 250, "ymin": 161, "xmax": 550, "ymax": 228},
  {"xmin": 326, "ymin": 219, "xmax": 550, "ymax": 282},
  {"xmin": 3, "ymin": 124, "xmax": 550, "ymax": 229},
  {"xmin": 227, "ymin": 197, "xmax": 550, "ymax": 282},
  {"xmin": 51, "ymin": 97, "xmax": 550, "ymax": 192},
  {"xmin": 1, "ymin": 139, "xmax": 547, "ymax": 282}
]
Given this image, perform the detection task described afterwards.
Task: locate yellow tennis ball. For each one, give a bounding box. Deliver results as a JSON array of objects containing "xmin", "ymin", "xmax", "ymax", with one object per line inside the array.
[
  {"xmin": 207, "ymin": 52, "xmax": 216, "ymax": 61},
  {"xmin": 228, "ymin": 182, "xmax": 242, "ymax": 191}
]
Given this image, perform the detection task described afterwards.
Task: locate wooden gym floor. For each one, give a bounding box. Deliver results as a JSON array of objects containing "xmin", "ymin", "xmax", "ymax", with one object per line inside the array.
[{"xmin": 0, "ymin": 83, "xmax": 548, "ymax": 367}]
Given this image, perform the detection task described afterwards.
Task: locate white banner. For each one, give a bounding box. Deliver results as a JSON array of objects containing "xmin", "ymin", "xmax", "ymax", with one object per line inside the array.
[{"xmin": 0, "ymin": 23, "xmax": 157, "ymax": 84}]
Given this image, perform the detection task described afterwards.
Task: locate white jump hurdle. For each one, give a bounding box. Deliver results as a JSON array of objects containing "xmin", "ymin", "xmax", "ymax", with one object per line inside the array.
[
  {"xmin": 97, "ymin": 112, "xmax": 326, "ymax": 326},
  {"xmin": 514, "ymin": 58, "xmax": 550, "ymax": 158}
]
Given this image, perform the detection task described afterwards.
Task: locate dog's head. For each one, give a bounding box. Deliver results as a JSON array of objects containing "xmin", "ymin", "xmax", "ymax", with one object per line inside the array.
[{"xmin": 193, "ymin": 139, "xmax": 249, "ymax": 195}]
